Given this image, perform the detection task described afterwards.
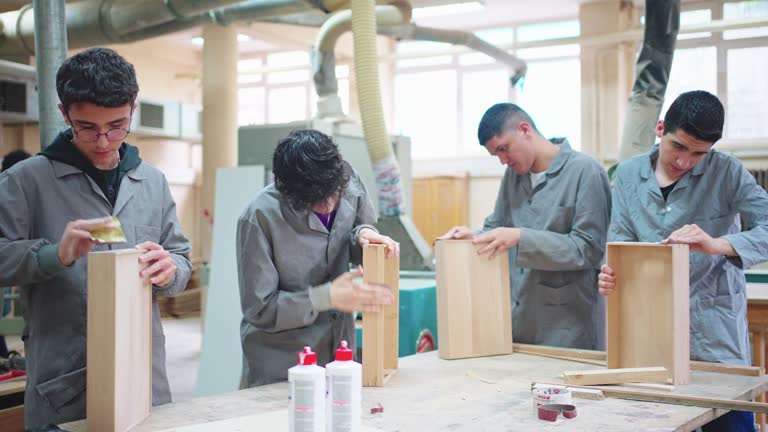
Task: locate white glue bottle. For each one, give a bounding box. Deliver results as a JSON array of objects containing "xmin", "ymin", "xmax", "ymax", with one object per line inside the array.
[
  {"xmin": 326, "ymin": 340, "xmax": 362, "ymax": 432},
  {"xmin": 289, "ymin": 346, "xmax": 326, "ymax": 432}
]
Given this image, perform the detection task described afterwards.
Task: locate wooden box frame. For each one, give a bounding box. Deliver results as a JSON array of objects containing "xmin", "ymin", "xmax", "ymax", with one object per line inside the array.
[
  {"xmin": 606, "ymin": 242, "xmax": 690, "ymax": 385},
  {"xmin": 435, "ymin": 239, "xmax": 513, "ymax": 360},
  {"xmin": 87, "ymin": 249, "xmax": 152, "ymax": 431},
  {"xmin": 362, "ymin": 244, "xmax": 399, "ymax": 387}
]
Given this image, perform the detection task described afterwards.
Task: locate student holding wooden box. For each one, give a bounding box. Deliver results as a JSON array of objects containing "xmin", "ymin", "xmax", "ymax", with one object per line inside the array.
[
  {"xmin": 599, "ymin": 90, "xmax": 768, "ymax": 432},
  {"xmin": 0, "ymin": 48, "xmax": 192, "ymax": 429},
  {"xmin": 237, "ymin": 129, "xmax": 397, "ymax": 388},
  {"xmin": 440, "ymin": 103, "xmax": 611, "ymax": 350}
]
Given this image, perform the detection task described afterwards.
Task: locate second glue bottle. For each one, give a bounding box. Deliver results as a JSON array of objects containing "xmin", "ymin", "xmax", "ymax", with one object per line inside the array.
[{"xmin": 326, "ymin": 340, "xmax": 362, "ymax": 432}]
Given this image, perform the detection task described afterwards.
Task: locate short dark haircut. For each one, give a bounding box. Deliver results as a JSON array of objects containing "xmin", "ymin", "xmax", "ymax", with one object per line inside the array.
[
  {"xmin": 477, "ymin": 103, "xmax": 539, "ymax": 146},
  {"xmin": 1, "ymin": 149, "xmax": 31, "ymax": 172},
  {"xmin": 56, "ymin": 47, "xmax": 139, "ymax": 112},
  {"xmin": 272, "ymin": 129, "xmax": 352, "ymax": 210},
  {"xmin": 663, "ymin": 90, "xmax": 724, "ymax": 143}
]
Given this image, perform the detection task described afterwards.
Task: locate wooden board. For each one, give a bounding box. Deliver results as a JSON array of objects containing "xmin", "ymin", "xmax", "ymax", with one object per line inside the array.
[
  {"xmin": 435, "ymin": 239, "xmax": 512, "ymax": 360},
  {"xmin": 606, "ymin": 242, "xmax": 690, "ymax": 385},
  {"xmin": 87, "ymin": 249, "xmax": 152, "ymax": 432},
  {"xmin": 563, "ymin": 367, "xmax": 669, "ymax": 385},
  {"xmin": 362, "ymin": 244, "xmax": 399, "ymax": 387}
]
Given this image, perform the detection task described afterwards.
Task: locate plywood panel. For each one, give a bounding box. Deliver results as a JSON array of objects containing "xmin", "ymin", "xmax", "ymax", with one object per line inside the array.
[
  {"xmin": 606, "ymin": 242, "xmax": 690, "ymax": 385},
  {"xmin": 362, "ymin": 244, "xmax": 399, "ymax": 387},
  {"xmin": 196, "ymin": 166, "xmax": 264, "ymax": 397},
  {"xmin": 87, "ymin": 249, "xmax": 152, "ymax": 432},
  {"xmin": 435, "ymin": 240, "xmax": 512, "ymax": 360}
]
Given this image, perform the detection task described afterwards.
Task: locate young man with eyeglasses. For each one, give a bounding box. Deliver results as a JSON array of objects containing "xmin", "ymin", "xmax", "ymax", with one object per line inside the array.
[{"xmin": 0, "ymin": 48, "xmax": 191, "ymax": 429}]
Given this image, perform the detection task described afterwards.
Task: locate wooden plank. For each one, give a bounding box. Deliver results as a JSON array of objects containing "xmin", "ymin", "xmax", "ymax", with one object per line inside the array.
[
  {"xmin": 619, "ymin": 382, "xmax": 676, "ymax": 392},
  {"xmin": 0, "ymin": 405, "xmax": 23, "ymax": 432},
  {"xmin": 513, "ymin": 343, "xmax": 606, "ymax": 360},
  {"xmin": 606, "ymin": 242, "xmax": 691, "ymax": 385},
  {"xmin": 435, "ymin": 240, "xmax": 512, "ymax": 360},
  {"xmin": 515, "ymin": 343, "xmax": 763, "ymax": 377},
  {"xmin": 690, "ymin": 360, "xmax": 764, "ymax": 377},
  {"xmin": 563, "ymin": 367, "xmax": 669, "ymax": 385},
  {"xmin": 362, "ymin": 244, "xmax": 399, "ymax": 387},
  {"xmin": 87, "ymin": 249, "xmax": 152, "ymax": 432}
]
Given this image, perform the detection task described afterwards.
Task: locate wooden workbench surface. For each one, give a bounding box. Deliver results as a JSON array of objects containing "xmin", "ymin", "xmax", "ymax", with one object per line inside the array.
[{"xmin": 64, "ymin": 351, "xmax": 768, "ymax": 432}]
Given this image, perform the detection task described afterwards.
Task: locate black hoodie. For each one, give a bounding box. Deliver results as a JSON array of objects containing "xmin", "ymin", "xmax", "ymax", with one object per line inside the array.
[{"xmin": 40, "ymin": 129, "xmax": 142, "ymax": 207}]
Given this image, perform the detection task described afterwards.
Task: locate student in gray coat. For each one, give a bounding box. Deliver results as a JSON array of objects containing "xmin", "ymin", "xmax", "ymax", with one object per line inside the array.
[
  {"xmin": 237, "ymin": 129, "xmax": 397, "ymax": 387},
  {"xmin": 0, "ymin": 48, "xmax": 191, "ymax": 430},
  {"xmin": 440, "ymin": 103, "xmax": 611, "ymax": 350},
  {"xmin": 599, "ymin": 91, "xmax": 768, "ymax": 432}
]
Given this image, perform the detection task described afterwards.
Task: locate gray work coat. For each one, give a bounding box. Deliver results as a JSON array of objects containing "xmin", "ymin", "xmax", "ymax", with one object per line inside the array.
[
  {"xmin": 483, "ymin": 138, "xmax": 611, "ymax": 350},
  {"xmin": 237, "ymin": 173, "xmax": 376, "ymax": 387},
  {"xmin": 610, "ymin": 146, "xmax": 768, "ymax": 365},
  {"xmin": 0, "ymin": 155, "xmax": 191, "ymax": 428}
]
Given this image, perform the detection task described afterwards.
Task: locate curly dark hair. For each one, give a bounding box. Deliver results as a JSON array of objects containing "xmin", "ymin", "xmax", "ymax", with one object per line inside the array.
[
  {"xmin": 272, "ymin": 129, "xmax": 352, "ymax": 210},
  {"xmin": 56, "ymin": 47, "xmax": 139, "ymax": 112}
]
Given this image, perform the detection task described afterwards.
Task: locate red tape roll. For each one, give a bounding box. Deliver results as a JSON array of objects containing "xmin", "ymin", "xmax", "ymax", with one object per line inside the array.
[{"xmin": 537, "ymin": 404, "xmax": 577, "ymax": 422}]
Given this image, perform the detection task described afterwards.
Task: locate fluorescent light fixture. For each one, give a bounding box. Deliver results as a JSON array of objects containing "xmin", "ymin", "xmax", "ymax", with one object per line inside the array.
[
  {"xmin": 191, "ymin": 33, "xmax": 250, "ymax": 46},
  {"xmin": 413, "ymin": 1, "xmax": 484, "ymax": 19}
]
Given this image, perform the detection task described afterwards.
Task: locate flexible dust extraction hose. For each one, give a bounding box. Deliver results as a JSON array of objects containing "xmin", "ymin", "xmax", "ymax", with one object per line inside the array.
[
  {"xmin": 351, "ymin": 0, "xmax": 404, "ymax": 216},
  {"xmin": 313, "ymin": 4, "xmax": 408, "ymax": 118}
]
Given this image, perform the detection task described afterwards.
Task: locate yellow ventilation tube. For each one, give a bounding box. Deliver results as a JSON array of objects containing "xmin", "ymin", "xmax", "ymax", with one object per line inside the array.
[{"xmin": 351, "ymin": 0, "xmax": 404, "ymax": 215}]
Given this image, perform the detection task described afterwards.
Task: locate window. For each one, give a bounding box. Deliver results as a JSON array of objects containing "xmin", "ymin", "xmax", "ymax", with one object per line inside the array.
[
  {"xmin": 661, "ymin": 47, "xmax": 718, "ymax": 118},
  {"xmin": 727, "ymin": 46, "xmax": 768, "ymax": 138},
  {"xmin": 516, "ymin": 20, "xmax": 580, "ymax": 43},
  {"xmin": 394, "ymin": 70, "xmax": 458, "ymax": 159},
  {"xmin": 516, "ymin": 59, "xmax": 581, "ymax": 149},
  {"xmin": 238, "ymin": 87, "xmax": 266, "ymax": 126},
  {"xmin": 460, "ymin": 69, "xmax": 511, "ymax": 156},
  {"xmin": 267, "ymin": 87, "xmax": 307, "ymax": 123},
  {"xmin": 723, "ymin": 1, "xmax": 768, "ymax": 40}
]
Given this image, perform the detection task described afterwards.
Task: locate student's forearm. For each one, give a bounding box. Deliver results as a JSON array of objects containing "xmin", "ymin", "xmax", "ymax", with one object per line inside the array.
[{"xmin": 714, "ymin": 238, "xmax": 737, "ymax": 257}]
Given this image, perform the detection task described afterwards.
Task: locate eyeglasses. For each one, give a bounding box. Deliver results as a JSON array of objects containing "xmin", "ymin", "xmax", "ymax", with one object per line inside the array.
[
  {"xmin": 72, "ymin": 127, "xmax": 130, "ymax": 143},
  {"xmin": 67, "ymin": 115, "xmax": 132, "ymax": 143}
]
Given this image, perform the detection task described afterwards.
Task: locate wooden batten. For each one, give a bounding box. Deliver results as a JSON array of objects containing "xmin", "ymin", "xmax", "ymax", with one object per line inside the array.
[{"xmin": 362, "ymin": 244, "xmax": 399, "ymax": 387}]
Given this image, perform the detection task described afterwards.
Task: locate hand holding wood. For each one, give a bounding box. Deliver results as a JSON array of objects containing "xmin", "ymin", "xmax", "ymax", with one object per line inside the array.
[
  {"xmin": 661, "ymin": 224, "xmax": 736, "ymax": 256},
  {"xmin": 473, "ymin": 227, "xmax": 521, "ymax": 260},
  {"xmin": 137, "ymin": 241, "xmax": 176, "ymax": 287},
  {"xmin": 330, "ymin": 266, "xmax": 393, "ymax": 313},
  {"xmin": 598, "ymin": 264, "xmax": 616, "ymax": 296}
]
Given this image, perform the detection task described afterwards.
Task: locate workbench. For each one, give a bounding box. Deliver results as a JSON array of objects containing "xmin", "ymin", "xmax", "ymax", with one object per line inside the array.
[{"xmin": 64, "ymin": 350, "xmax": 768, "ymax": 431}]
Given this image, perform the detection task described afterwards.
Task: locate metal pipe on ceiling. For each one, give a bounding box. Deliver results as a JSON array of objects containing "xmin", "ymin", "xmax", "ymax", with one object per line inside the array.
[{"xmin": 0, "ymin": 0, "xmax": 320, "ymax": 56}]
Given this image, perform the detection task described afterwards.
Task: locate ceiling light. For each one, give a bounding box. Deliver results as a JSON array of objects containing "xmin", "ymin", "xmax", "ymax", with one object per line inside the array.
[{"xmin": 412, "ymin": 1, "xmax": 484, "ymax": 19}]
